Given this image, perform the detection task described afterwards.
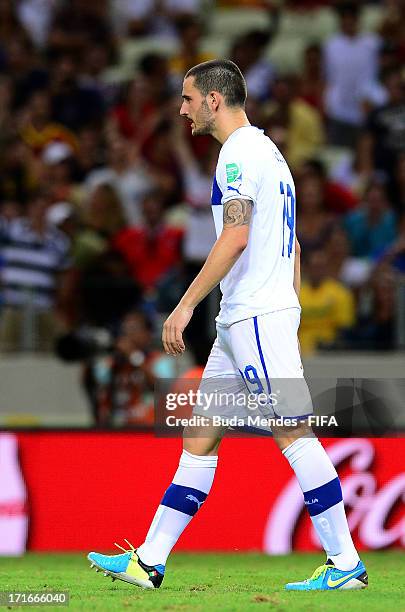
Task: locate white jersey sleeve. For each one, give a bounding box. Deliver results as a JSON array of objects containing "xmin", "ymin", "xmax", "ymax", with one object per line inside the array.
[{"xmin": 216, "ymin": 142, "xmax": 260, "ymax": 206}]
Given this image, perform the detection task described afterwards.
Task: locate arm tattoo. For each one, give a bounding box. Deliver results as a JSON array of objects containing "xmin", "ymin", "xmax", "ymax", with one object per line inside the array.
[{"xmin": 223, "ymin": 198, "xmax": 253, "ymax": 227}]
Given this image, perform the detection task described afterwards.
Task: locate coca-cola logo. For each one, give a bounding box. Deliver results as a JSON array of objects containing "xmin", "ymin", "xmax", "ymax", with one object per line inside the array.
[{"xmin": 263, "ymin": 439, "xmax": 405, "ymax": 553}]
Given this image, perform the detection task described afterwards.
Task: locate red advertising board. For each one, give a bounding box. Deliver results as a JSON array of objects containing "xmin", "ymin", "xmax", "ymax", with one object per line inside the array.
[{"xmin": 11, "ymin": 434, "xmax": 405, "ymax": 552}]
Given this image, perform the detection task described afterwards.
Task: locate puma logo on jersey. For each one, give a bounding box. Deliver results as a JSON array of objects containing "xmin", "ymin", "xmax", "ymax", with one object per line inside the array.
[
  {"xmin": 305, "ymin": 498, "xmax": 319, "ymax": 505},
  {"xmin": 186, "ymin": 495, "xmax": 204, "ymax": 509},
  {"xmin": 227, "ymin": 185, "xmax": 242, "ymax": 195}
]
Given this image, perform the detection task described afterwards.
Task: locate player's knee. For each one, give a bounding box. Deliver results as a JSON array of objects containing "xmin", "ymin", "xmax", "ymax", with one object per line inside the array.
[
  {"xmin": 183, "ymin": 426, "xmax": 221, "ymax": 456},
  {"xmin": 272, "ymin": 420, "xmax": 313, "ymax": 451}
]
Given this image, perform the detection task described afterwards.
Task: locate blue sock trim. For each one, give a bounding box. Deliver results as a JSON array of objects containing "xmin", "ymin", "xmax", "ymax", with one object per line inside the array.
[
  {"xmin": 253, "ymin": 316, "xmax": 272, "ymax": 395},
  {"xmin": 303, "ymin": 477, "xmax": 343, "ymax": 517},
  {"xmin": 155, "ymin": 564, "xmax": 165, "ymax": 575},
  {"xmin": 161, "ymin": 484, "xmax": 207, "ymax": 516}
]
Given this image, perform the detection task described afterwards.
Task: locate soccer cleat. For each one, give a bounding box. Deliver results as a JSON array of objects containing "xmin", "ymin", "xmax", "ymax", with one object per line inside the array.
[
  {"xmin": 87, "ymin": 539, "xmax": 165, "ymax": 589},
  {"xmin": 285, "ymin": 559, "xmax": 368, "ymax": 591}
]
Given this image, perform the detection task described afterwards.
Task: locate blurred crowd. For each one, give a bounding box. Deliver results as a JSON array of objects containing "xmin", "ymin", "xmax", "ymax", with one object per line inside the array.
[{"xmin": 0, "ymin": 0, "xmax": 404, "ymax": 424}]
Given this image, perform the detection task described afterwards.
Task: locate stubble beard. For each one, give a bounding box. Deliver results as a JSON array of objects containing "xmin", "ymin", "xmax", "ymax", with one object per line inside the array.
[{"xmin": 192, "ymin": 99, "xmax": 215, "ymax": 136}]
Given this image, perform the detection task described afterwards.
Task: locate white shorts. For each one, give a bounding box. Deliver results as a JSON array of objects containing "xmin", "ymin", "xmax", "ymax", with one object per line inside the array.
[{"xmin": 194, "ymin": 308, "xmax": 313, "ymax": 423}]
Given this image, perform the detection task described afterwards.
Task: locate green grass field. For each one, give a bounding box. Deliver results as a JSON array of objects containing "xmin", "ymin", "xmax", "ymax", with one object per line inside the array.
[{"xmin": 0, "ymin": 552, "xmax": 404, "ymax": 611}]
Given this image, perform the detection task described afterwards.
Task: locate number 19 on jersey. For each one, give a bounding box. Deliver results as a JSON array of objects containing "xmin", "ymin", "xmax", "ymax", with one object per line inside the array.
[{"xmin": 280, "ymin": 181, "xmax": 295, "ymax": 258}]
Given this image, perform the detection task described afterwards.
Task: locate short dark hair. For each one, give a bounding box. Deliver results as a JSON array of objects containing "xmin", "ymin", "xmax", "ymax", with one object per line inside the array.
[{"xmin": 185, "ymin": 60, "xmax": 247, "ymax": 108}]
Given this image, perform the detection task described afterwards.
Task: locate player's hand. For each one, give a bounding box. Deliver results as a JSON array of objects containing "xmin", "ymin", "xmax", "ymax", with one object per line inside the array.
[{"xmin": 162, "ymin": 305, "xmax": 194, "ymax": 356}]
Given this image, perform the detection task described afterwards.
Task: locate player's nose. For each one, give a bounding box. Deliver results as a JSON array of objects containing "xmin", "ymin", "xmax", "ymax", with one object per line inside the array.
[{"xmin": 179, "ymin": 102, "xmax": 187, "ymax": 116}]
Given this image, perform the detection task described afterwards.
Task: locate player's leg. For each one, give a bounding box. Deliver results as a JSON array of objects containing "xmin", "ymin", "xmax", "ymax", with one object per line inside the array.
[
  {"xmin": 87, "ymin": 332, "xmax": 232, "ymax": 589},
  {"xmin": 272, "ymin": 421, "xmax": 366, "ymax": 589},
  {"xmin": 134, "ymin": 423, "xmax": 224, "ymax": 571},
  {"xmin": 87, "ymin": 427, "xmax": 223, "ymax": 589},
  {"xmin": 272, "ymin": 421, "xmax": 360, "ymax": 571},
  {"xmin": 229, "ymin": 309, "xmax": 367, "ymax": 590},
  {"xmin": 134, "ymin": 330, "xmax": 240, "ymax": 576}
]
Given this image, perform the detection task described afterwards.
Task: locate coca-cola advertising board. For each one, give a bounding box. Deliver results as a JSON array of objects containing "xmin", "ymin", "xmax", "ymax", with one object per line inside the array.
[
  {"xmin": 2, "ymin": 433, "xmax": 404, "ymax": 553},
  {"xmin": 0, "ymin": 434, "xmax": 28, "ymax": 555}
]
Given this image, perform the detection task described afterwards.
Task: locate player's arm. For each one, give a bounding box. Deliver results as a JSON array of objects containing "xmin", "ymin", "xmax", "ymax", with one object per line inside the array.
[
  {"xmin": 162, "ymin": 198, "xmax": 253, "ymax": 355},
  {"xmin": 294, "ymin": 237, "xmax": 301, "ymax": 297}
]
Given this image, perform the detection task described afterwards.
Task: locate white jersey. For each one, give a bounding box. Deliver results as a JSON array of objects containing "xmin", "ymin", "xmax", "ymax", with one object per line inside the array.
[{"xmin": 211, "ymin": 125, "xmax": 300, "ymax": 326}]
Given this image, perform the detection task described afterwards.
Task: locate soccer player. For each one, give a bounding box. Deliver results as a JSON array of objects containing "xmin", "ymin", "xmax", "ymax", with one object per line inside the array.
[{"xmin": 88, "ymin": 60, "xmax": 368, "ymax": 591}]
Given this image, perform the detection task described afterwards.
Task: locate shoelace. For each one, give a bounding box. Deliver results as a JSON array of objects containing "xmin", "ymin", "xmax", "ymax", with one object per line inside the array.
[
  {"xmin": 309, "ymin": 563, "xmax": 330, "ymax": 581},
  {"xmin": 114, "ymin": 539, "xmax": 136, "ymax": 555}
]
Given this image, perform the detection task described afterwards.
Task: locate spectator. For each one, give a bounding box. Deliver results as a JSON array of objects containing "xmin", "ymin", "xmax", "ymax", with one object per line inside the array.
[
  {"xmin": 79, "ymin": 249, "xmax": 141, "ymax": 330},
  {"xmin": 2, "ymin": 37, "xmax": 48, "ymax": 107},
  {"xmin": 367, "ymin": 265, "xmax": 397, "ymax": 349},
  {"xmin": 41, "ymin": 142, "xmax": 78, "ymax": 204},
  {"xmin": 19, "ymin": 89, "xmax": 77, "ymax": 156},
  {"xmin": 113, "ymin": 191, "xmax": 184, "ymax": 298},
  {"xmin": 0, "ymin": 137, "xmax": 34, "ymax": 206},
  {"xmin": 170, "ymin": 122, "xmax": 217, "ymax": 265},
  {"xmin": 49, "ymin": 53, "xmax": 105, "ymax": 131},
  {"xmin": 379, "ymin": 213, "xmax": 405, "ymax": 275},
  {"xmin": 0, "ymin": 76, "xmax": 15, "ymax": 143},
  {"xmin": 77, "ymin": 183, "xmax": 126, "ymax": 266},
  {"xmin": 171, "ymin": 120, "xmax": 218, "ymax": 363},
  {"xmin": 169, "ymin": 15, "xmax": 213, "ymax": 85},
  {"xmin": 77, "ymin": 42, "xmax": 117, "ymax": 107},
  {"xmin": 344, "ymin": 179, "xmax": 397, "ymax": 258},
  {"xmin": 360, "ymin": 45, "xmax": 394, "ymax": 117},
  {"xmin": 112, "ymin": 0, "xmax": 202, "ymax": 38},
  {"xmin": 72, "ymin": 126, "xmax": 105, "ymax": 183},
  {"xmin": 141, "ymin": 119, "xmax": 183, "ymax": 205},
  {"xmin": 263, "ymin": 76, "xmax": 324, "ymax": 169},
  {"xmin": 299, "ymin": 249, "xmax": 356, "ymax": 355},
  {"xmin": 379, "ymin": 0, "xmax": 405, "ymax": 66},
  {"xmin": 138, "ymin": 52, "xmax": 173, "ymax": 103},
  {"xmin": 52, "ymin": 186, "xmax": 138, "ymax": 329},
  {"xmin": 0, "ymin": 0, "xmax": 27, "ymax": 46},
  {"xmin": 107, "ymin": 77, "xmax": 164, "ymax": 145},
  {"xmin": 297, "ymin": 43, "xmax": 325, "ymax": 113},
  {"xmin": 230, "ymin": 29, "xmax": 276, "ymax": 101},
  {"xmin": 323, "ymin": 2, "xmax": 381, "ymax": 147},
  {"xmin": 0, "ymin": 192, "xmax": 70, "ymax": 352},
  {"xmin": 47, "ymin": 0, "xmax": 114, "ymax": 58},
  {"xmin": 84, "ymin": 310, "xmax": 175, "ymax": 426},
  {"xmin": 296, "ymin": 175, "xmax": 336, "ymax": 259},
  {"xmin": 0, "ymin": 200, "xmax": 22, "ymax": 222},
  {"xmin": 389, "ymin": 153, "xmax": 405, "ymax": 216},
  {"xmin": 361, "ymin": 67, "xmax": 405, "ymax": 179},
  {"xmin": 300, "ymin": 158, "xmax": 359, "ymax": 214},
  {"xmin": 349, "ymin": 263, "xmax": 397, "ymax": 350},
  {"xmin": 324, "ymin": 226, "xmax": 372, "ymax": 290},
  {"xmin": 17, "ymin": 0, "xmax": 56, "ymax": 49},
  {"xmin": 47, "ymin": 201, "xmax": 78, "ymax": 242},
  {"xmin": 85, "ymin": 137, "xmax": 155, "ymax": 225},
  {"xmin": 330, "ymin": 136, "xmax": 375, "ymax": 198}
]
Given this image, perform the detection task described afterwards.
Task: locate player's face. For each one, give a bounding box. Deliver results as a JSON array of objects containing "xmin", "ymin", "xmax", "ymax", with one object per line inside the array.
[{"xmin": 180, "ymin": 77, "xmax": 215, "ymax": 136}]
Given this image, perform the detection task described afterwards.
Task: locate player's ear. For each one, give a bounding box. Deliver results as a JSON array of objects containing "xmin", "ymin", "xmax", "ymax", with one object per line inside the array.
[{"xmin": 209, "ymin": 91, "xmax": 220, "ymax": 111}]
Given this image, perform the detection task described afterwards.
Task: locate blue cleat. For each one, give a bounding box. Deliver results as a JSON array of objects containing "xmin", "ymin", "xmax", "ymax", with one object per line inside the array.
[
  {"xmin": 285, "ymin": 559, "xmax": 368, "ymax": 591},
  {"xmin": 87, "ymin": 539, "xmax": 165, "ymax": 589}
]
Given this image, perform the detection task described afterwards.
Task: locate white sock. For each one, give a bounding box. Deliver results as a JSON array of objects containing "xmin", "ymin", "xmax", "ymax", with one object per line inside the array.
[
  {"xmin": 137, "ymin": 450, "xmax": 218, "ymax": 567},
  {"xmin": 282, "ymin": 437, "xmax": 359, "ymax": 571}
]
